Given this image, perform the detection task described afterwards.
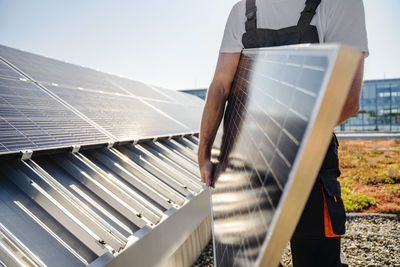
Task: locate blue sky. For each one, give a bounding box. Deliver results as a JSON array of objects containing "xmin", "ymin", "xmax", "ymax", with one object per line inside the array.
[{"xmin": 0, "ymin": 0, "xmax": 399, "ymax": 90}]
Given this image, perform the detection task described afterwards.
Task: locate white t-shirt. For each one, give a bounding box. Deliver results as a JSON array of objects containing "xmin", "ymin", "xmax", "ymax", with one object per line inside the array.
[{"xmin": 220, "ymin": 0, "xmax": 369, "ymax": 53}]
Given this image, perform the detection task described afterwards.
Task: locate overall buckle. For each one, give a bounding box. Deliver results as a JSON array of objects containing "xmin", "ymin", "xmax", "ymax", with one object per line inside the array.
[{"xmin": 246, "ymin": 7, "xmax": 257, "ymax": 20}]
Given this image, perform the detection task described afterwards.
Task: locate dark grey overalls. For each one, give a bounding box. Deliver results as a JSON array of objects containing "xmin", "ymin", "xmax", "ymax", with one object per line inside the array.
[{"xmin": 242, "ymin": 0, "xmax": 346, "ymax": 266}]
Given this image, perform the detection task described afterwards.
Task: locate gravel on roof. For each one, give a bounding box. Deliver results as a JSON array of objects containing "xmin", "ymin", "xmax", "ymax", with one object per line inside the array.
[{"xmin": 193, "ymin": 214, "xmax": 400, "ymax": 267}]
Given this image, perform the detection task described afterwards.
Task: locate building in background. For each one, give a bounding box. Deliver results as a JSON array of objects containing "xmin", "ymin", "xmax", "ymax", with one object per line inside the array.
[
  {"xmin": 337, "ymin": 78, "xmax": 400, "ymax": 132},
  {"xmin": 181, "ymin": 78, "xmax": 400, "ymax": 133}
]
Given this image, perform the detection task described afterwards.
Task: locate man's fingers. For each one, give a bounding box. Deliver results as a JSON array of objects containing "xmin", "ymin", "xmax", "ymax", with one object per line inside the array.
[
  {"xmin": 201, "ymin": 161, "xmax": 214, "ymax": 187},
  {"xmin": 202, "ymin": 169, "xmax": 210, "ymax": 184}
]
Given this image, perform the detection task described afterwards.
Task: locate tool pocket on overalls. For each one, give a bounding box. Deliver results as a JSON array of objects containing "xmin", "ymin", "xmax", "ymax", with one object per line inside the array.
[{"xmin": 319, "ymin": 169, "xmax": 346, "ymax": 236}]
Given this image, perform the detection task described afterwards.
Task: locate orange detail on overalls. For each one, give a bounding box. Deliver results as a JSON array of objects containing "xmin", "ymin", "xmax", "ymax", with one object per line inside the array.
[{"xmin": 322, "ymin": 188, "xmax": 341, "ymax": 238}]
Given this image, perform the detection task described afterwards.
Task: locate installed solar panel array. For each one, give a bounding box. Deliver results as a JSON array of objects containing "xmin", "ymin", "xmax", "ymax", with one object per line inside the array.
[
  {"xmin": 0, "ymin": 78, "xmax": 111, "ymax": 153},
  {"xmin": 0, "ymin": 44, "xmax": 211, "ymax": 267},
  {"xmin": 0, "ymin": 44, "xmax": 203, "ymax": 154},
  {"xmin": 212, "ymin": 45, "xmax": 360, "ymax": 267}
]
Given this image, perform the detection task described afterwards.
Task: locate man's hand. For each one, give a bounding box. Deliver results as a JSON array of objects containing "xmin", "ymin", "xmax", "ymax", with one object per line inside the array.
[
  {"xmin": 200, "ymin": 160, "xmax": 213, "ymax": 187},
  {"xmin": 198, "ymin": 52, "xmax": 240, "ymax": 187}
]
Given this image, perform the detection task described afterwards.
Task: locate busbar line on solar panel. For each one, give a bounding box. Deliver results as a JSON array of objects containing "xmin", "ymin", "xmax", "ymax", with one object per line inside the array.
[
  {"xmin": 211, "ymin": 44, "xmax": 361, "ymax": 267},
  {"xmin": 0, "ymin": 78, "xmax": 112, "ymax": 155}
]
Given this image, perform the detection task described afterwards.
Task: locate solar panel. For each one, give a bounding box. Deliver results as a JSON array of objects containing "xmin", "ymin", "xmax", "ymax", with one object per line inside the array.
[
  {"xmin": 0, "ymin": 45, "xmax": 171, "ymax": 101},
  {"xmin": 211, "ymin": 45, "xmax": 361, "ymax": 267},
  {"xmin": 0, "ymin": 78, "xmax": 111, "ymax": 154},
  {"xmin": 0, "ymin": 45, "xmax": 204, "ymax": 155},
  {"xmin": 45, "ymin": 85, "xmax": 193, "ymax": 141}
]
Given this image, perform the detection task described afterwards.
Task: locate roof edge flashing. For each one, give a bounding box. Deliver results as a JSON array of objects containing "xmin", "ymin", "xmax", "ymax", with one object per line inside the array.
[{"xmin": 105, "ymin": 188, "xmax": 211, "ymax": 267}]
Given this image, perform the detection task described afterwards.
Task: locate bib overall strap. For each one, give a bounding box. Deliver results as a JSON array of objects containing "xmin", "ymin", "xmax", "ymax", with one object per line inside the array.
[
  {"xmin": 245, "ymin": 0, "xmax": 257, "ymax": 32},
  {"xmin": 297, "ymin": 0, "xmax": 321, "ymax": 26}
]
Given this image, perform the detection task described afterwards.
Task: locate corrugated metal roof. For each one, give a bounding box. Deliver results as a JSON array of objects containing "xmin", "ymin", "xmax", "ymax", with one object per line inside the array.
[{"xmin": 0, "ymin": 135, "xmax": 210, "ymax": 267}]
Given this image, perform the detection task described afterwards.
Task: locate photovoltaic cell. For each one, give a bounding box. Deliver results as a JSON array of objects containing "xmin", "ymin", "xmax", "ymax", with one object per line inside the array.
[
  {"xmin": 45, "ymin": 85, "xmax": 193, "ymax": 141},
  {"xmin": 0, "ymin": 78, "xmax": 111, "ymax": 154},
  {"xmin": 212, "ymin": 45, "xmax": 360, "ymax": 267}
]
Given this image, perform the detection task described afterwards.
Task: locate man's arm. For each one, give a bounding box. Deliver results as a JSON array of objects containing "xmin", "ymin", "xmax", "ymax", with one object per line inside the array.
[
  {"xmin": 198, "ymin": 53, "xmax": 241, "ymax": 186},
  {"xmin": 337, "ymin": 53, "xmax": 368, "ymax": 125}
]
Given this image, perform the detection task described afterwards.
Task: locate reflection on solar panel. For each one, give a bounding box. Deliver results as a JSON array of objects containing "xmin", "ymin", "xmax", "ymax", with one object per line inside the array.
[
  {"xmin": 146, "ymin": 100, "xmax": 202, "ymax": 132},
  {"xmin": 212, "ymin": 45, "xmax": 361, "ymax": 267},
  {"xmin": 106, "ymin": 77, "xmax": 172, "ymax": 101},
  {"xmin": 0, "ymin": 78, "xmax": 111, "ymax": 154},
  {"xmin": 46, "ymin": 85, "xmax": 192, "ymax": 141}
]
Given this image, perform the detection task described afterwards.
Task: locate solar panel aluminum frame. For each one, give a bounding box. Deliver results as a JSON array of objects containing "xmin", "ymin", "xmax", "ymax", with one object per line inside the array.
[
  {"xmin": 0, "ymin": 133, "xmax": 198, "ymax": 163},
  {"xmin": 211, "ymin": 44, "xmax": 361, "ymax": 267},
  {"xmin": 116, "ymin": 132, "xmax": 200, "ymax": 145}
]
